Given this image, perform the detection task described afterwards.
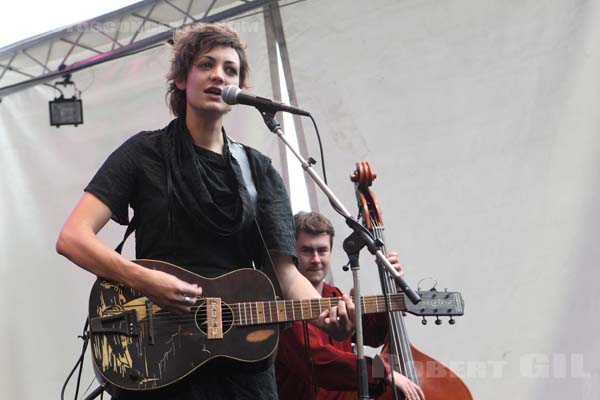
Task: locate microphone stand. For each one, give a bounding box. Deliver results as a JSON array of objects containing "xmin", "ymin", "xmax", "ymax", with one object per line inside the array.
[
  {"xmin": 258, "ymin": 110, "xmax": 421, "ymax": 398},
  {"xmin": 343, "ymin": 231, "xmax": 371, "ymax": 400}
]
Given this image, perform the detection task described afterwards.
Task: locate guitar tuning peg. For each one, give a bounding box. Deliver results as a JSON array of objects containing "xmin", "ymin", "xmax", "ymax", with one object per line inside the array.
[
  {"xmin": 421, "ymin": 317, "xmax": 427, "ymax": 325},
  {"xmin": 435, "ymin": 316, "xmax": 442, "ymax": 325},
  {"xmin": 449, "ymin": 316, "xmax": 456, "ymax": 325}
]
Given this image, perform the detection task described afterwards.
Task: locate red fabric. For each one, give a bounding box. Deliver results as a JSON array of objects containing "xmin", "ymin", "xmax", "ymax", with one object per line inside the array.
[{"xmin": 276, "ymin": 283, "xmax": 391, "ymax": 400}]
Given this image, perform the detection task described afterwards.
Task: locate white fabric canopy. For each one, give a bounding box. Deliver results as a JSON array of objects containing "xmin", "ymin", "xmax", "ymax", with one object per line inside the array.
[
  {"xmin": 281, "ymin": 1, "xmax": 600, "ymax": 398},
  {"xmin": 1, "ymin": 1, "xmax": 598, "ymax": 399}
]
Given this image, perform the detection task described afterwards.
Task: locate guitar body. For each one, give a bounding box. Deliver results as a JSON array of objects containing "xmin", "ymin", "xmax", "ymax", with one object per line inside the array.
[{"xmin": 88, "ymin": 259, "xmax": 279, "ymax": 393}]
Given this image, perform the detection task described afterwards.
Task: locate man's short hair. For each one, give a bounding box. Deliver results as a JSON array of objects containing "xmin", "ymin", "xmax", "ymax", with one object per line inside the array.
[
  {"xmin": 166, "ymin": 22, "xmax": 250, "ymax": 117},
  {"xmin": 294, "ymin": 211, "xmax": 335, "ymax": 247}
]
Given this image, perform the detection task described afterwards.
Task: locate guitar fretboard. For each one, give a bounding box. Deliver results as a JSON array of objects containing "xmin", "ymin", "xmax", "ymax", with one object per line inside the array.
[{"xmin": 231, "ymin": 293, "xmax": 407, "ymax": 326}]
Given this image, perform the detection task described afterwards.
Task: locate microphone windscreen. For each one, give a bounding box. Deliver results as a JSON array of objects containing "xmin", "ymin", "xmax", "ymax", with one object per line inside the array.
[{"xmin": 221, "ymin": 85, "xmax": 240, "ymax": 105}]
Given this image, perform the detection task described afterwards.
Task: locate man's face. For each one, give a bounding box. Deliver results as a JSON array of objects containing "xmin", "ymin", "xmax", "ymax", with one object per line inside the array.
[{"xmin": 296, "ymin": 231, "xmax": 332, "ymax": 287}]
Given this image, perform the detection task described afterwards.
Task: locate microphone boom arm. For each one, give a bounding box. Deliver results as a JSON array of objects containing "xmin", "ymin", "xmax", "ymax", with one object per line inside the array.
[{"xmin": 258, "ymin": 110, "xmax": 421, "ymax": 304}]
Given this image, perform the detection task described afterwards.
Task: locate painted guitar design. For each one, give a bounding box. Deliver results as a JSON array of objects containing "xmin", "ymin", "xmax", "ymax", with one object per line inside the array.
[{"xmin": 89, "ymin": 259, "xmax": 464, "ymax": 393}]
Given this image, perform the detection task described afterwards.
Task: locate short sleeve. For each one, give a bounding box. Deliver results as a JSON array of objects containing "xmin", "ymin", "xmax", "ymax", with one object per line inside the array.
[
  {"xmin": 85, "ymin": 135, "xmax": 140, "ymax": 225},
  {"xmin": 251, "ymin": 151, "xmax": 296, "ymax": 259}
]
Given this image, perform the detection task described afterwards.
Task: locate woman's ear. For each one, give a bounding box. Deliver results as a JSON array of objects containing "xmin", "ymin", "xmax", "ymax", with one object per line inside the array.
[{"xmin": 175, "ymin": 78, "xmax": 186, "ymax": 91}]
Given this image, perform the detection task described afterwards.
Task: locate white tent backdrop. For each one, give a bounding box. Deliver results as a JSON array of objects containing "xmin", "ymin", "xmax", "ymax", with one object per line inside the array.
[
  {"xmin": 281, "ymin": 0, "xmax": 600, "ymax": 398},
  {"xmin": 1, "ymin": 1, "xmax": 598, "ymax": 399}
]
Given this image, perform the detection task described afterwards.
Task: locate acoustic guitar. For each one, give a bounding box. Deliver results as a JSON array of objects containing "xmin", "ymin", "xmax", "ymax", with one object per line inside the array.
[{"xmin": 88, "ymin": 259, "xmax": 464, "ymax": 394}]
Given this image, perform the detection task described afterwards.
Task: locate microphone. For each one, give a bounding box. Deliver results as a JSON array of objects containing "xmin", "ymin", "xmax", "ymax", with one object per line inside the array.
[{"xmin": 221, "ymin": 85, "xmax": 311, "ymax": 116}]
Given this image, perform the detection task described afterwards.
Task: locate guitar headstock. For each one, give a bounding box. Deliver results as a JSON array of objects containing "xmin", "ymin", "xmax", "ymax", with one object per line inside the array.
[{"xmin": 404, "ymin": 289, "xmax": 464, "ymax": 324}]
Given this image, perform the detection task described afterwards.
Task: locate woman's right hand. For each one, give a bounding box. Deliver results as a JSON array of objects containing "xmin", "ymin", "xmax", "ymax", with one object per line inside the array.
[{"xmin": 132, "ymin": 266, "xmax": 203, "ymax": 314}]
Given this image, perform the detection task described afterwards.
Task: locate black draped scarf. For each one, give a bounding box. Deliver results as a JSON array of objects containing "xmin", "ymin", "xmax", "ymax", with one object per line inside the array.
[{"xmin": 161, "ymin": 118, "xmax": 256, "ymax": 236}]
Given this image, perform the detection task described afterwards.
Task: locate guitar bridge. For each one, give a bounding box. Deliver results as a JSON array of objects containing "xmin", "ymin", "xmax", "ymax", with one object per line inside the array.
[
  {"xmin": 206, "ymin": 298, "xmax": 223, "ymax": 339},
  {"xmin": 90, "ymin": 309, "xmax": 139, "ymax": 337}
]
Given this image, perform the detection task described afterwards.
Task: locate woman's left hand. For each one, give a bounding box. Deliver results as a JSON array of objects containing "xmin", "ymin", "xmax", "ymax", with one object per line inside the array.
[{"xmin": 317, "ymin": 294, "xmax": 355, "ymax": 341}]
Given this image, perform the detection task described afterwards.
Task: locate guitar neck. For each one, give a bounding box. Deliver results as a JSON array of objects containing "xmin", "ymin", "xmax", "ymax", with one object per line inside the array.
[{"xmin": 232, "ymin": 293, "xmax": 406, "ymax": 326}]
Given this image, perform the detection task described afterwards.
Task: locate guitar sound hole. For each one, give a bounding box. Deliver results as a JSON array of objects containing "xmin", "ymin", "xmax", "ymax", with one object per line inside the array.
[{"xmin": 194, "ymin": 301, "xmax": 234, "ymax": 335}]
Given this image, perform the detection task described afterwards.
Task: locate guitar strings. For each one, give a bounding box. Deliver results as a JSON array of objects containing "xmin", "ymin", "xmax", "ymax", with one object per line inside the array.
[
  {"xmin": 112, "ymin": 295, "xmax": 405, "ymax": 314},
  {"xmin": 95, "ymin": 300, "xmax": 409, "ymax": 337},
  {"xmin": 108, "ymin": 297, "xmax": 406, "ymax": 318},
  {"xmin": 97, "ymin": 298, "xmax": 407, "ymax": 326},
  {"xmin": 109, "ymin": 297, "xmax": 405, "ymax": 315}
]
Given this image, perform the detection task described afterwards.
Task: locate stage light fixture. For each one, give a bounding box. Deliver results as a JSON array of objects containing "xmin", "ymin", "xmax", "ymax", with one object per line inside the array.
[
  {"xmin": 49, "ymin": 73, "xmax": 83, "ymax": 127},
  {"xmin": 49, "ymin": 96, "xmax": 83, "ymax": 127}
]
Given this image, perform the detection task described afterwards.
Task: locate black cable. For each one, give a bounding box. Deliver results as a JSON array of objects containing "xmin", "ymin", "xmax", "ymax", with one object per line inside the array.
[
  {"xmin": 304, "ymin": 113, "xmax": 352, "ymax": 221},
  {"xmin": 301, "ymin": 321, "xmax": 318, "ymax": 400},
  {"xmin": 45, "ymin": 82, "xmax": 64, "ymax": 97},
  {"xmin": 308, "ymin": 114, "xmax": 328, "ymax": 185},
  {"xmin": 61, "ymin": 318, "xmax": 90, "ymax": 400},
  {"xmin": 74, "ymin": 323, "xmax": 88, "ymax": 400}
]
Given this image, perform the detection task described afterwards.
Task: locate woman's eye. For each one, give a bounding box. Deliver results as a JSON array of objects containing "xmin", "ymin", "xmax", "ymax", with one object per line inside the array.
[
  {"xmin": 226, "ymin": 67, "xmax": 238, "ymax": 76},
  {"xmin": 197, "ymin": 62, "xmax": 211, "ymax": 69}
]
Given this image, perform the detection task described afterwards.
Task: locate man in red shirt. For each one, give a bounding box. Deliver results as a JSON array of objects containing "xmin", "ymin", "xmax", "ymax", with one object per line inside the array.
[{"xmin": 276, "ymin": 211, "xmax": 425, "ymax": 400}]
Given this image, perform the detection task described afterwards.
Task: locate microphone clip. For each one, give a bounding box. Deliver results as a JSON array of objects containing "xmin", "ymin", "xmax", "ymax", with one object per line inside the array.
[{"xmin": 260, "ymin": 110, "xmax": 281, "ymax": 133}]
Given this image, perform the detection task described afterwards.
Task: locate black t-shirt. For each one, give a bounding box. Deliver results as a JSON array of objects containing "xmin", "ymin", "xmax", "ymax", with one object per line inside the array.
[
  {"xmin": 85, "ymin": 121, "xmax": 296, "ymax": 277},
  {"xmin": 85, "ymin": 120, "xmax": 295, "ymax": 399}
]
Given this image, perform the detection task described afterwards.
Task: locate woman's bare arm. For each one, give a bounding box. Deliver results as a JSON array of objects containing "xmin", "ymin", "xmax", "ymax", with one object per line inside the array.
[{"xmin": 56, "ymin": 192, "xmax": 202, "ymax": 313}]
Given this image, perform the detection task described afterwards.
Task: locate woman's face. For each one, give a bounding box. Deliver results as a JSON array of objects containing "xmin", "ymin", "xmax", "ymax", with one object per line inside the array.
[{"xmin": 177, "ymin": 45, "xmax": 241, "ymax": 116}]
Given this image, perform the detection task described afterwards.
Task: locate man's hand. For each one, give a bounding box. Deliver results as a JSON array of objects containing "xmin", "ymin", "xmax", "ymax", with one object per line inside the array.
[
  {"xmin": 386, "ymin": 251, "xmax": 403, "ymax": 276},
  {"xmin": 349, "ymin": 252, "xmax": 404, "ymax": 300},
  {"xmin": 315, "ymin": 294, "xmax": 355, "ymax": 341},
  {"xmin": 386, "ymin": 251, "xmax": 410, "ymax": 292},
  {"xmin": 386, "ymin": 371, "xmax": 425, "ymax": 400}
]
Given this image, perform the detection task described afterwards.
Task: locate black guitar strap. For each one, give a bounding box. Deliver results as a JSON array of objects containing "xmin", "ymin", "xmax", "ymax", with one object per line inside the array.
[
  {"xmin": 229, "ymin": 139, "xmax": 285, "ymax": 301},
  {"xmin": 115, "ymin": 215, "xmax": 136, "ymax": 254},
  {"xmin": 229, "ymin": 141, "xmax": 257, "ymax": 206},
  {"xmin": 115, "ymin": 140, "xmax": 285, "ymax": 300}
]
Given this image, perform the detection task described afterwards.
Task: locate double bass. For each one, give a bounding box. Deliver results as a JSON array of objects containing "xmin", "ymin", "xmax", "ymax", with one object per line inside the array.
[{"xmin": 350, "ymin": 161, "xmax": 472, "ymax": 400}]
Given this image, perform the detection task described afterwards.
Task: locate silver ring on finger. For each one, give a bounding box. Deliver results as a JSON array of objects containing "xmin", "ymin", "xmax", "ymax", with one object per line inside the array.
[{"xmin": 183, "ymin": 295, "xmax": 191, "ymax": 304}]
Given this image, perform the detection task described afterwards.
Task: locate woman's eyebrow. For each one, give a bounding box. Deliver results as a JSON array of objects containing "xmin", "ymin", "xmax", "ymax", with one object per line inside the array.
[{"xmin": 197, "ymin": 55, "xmax": 238, "ymax": 64}]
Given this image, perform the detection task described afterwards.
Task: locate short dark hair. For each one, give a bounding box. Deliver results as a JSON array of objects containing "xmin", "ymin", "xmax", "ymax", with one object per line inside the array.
[
  {"xmin": 294, "ymin": 211, "xmax": 335, "ymax": 247},
  {"xmin": 166, "ymin": 23, "xmax": 250, "ymax": 117}
]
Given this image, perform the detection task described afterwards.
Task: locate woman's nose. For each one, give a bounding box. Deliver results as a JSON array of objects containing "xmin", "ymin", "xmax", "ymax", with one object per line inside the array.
[{"xmin": 210, "ymin": 66, "xmax": 224, "ymax": 82}]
